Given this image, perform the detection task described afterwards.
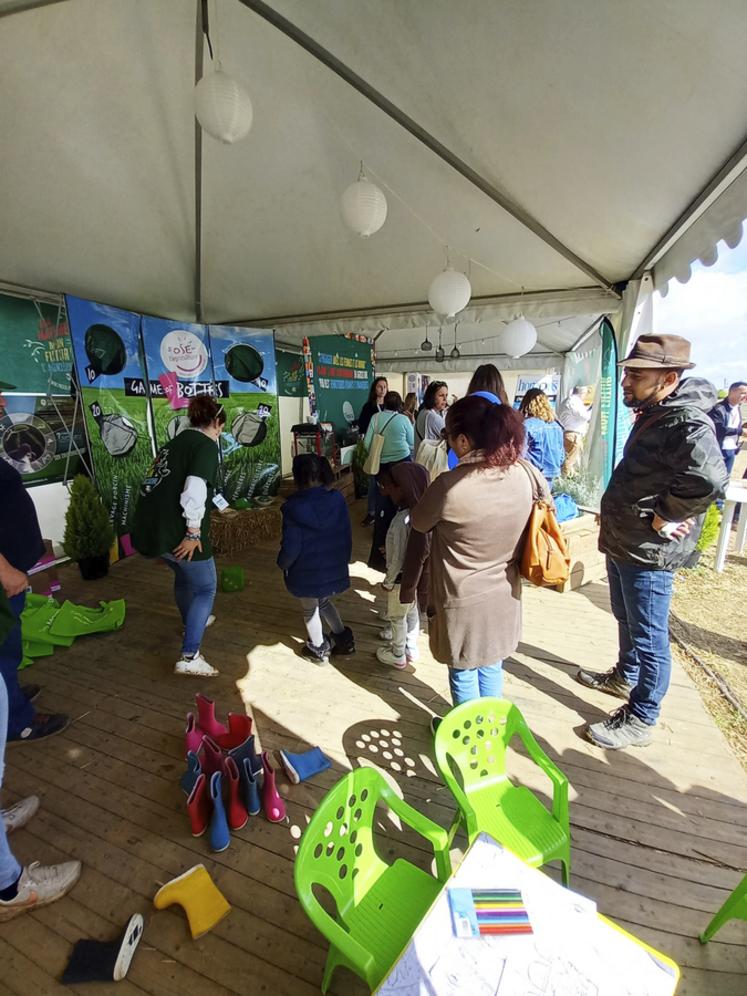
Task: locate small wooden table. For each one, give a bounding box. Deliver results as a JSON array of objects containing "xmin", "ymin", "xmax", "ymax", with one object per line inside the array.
[
  {"xmin": 377, "ymin": 833, "xmax": 680, "ymax": 996},
  {"xmin": 714, "ymin": 482, "xmax": 747, "ymax": 573}
]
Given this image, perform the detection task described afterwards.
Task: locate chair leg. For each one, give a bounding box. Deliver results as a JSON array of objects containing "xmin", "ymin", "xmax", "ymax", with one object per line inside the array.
[
  {"xmin": 321, "ymin": 948, "xmax": 338, "ymax": 993},
  {"xmin": 561, "ymin": 856, "xmax": 571, "ymax": 887},
  {"xmin": 699, "ymin": 877, "xmax": 747, "ymax": 943}
]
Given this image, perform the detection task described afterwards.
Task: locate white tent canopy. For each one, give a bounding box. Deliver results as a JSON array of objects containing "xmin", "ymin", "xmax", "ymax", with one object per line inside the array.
[{"xmin": 1, "ymin": 0, "xmax": 747, "ymax": 345}]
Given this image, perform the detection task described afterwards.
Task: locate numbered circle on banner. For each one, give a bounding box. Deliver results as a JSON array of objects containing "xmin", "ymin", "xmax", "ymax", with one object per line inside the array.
[
  {"xmin": 225, "ymin": 344, "xmax": 264, "ymax": 383},
  {"xmin": 85, "ymin": 324, "xmax": 127, "ymax": 377},
  {"xmin": 1, "ymin": 412, "xmax": 56, "ymax": 475}
]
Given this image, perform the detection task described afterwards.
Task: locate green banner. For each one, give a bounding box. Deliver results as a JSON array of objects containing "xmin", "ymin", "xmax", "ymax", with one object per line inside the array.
[
  {"xmin": 303, "ymin": 333, "xmax": 374, "ymax": 440},
  {"xmin": 276, "ymin": 349, "xmax": 306, "ymax": 397},
  {"xmin": 599, "ymin": 317, "xmax": 616, "ymax": 487},
  {"xmin": 0, "ymin": 293, "xmax": 73, "ymax": 395}
]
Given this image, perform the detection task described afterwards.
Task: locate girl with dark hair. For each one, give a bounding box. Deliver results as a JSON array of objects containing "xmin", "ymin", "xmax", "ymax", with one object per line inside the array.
[
  {"xmin": 410, "ymin": 396, "xmax": 533, "ymax": 728},
  {"xmin": 132, "ymin": 395, "xmax": 226, "ymax": 677},
  {"xmin": 415, "ymin": 381, "xmax": 448, "ymax": 449},
  {"xmin": 518, "ymin": 388, "xmax": 564, "ymax": 485},
  {"xmin": 359, "ymin": 376, "xmax": 388, "ymax": 526},
  {"xmin": 467, "ymin": 363, "xmax": 509, "ymax": 406},
  {"xmin": 402, "ymin": 392, "xmax": 418, "ymax": 424},
  {"xmin": 277, "ymin": 454, "xmax": 355, "ymax": 664}
]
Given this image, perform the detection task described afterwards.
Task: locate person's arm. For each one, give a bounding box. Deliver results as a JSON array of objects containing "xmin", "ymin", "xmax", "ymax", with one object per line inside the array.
[
  {"xmin": 358, "ymin": 403, "xmax": 372, "ymax": 437},
  {"xmin": 383, "ymin": 517, "xmax": 407, "ymax": 588},
  {"xmin": 364, "ymin": 416, "xmax": 376, "ymax": 450},
  {"xmin": 0, "ymin": 552, "xmax": 27, "ymax": 597},
  {"xmin": 410, "ymin": 475, "xmax": 446, "ymax": 534},
  {"xmin": 277, "ymin": 513, "xmax": 303, "ymax": 571},
  {"xmin": 403, "ymin": 414, "xmax": 414, "ymax": 449},
  {"xmin": 654, "ymin": 422, "xmax": 729, "ymax": 528},
  {"xmin": 399, "ymin": 529, "xmax": 431, "ymax": 604},
  {"xmin": 180, "ymin": 476, "xmax": 208, "ymax": 529},
  {"xmin": 425, "ymin": 409, "xmax": 444, "ymax": 441},
  {"xmin": 709, "ymin": 404, "xmax": 728, "ymax": 445}
]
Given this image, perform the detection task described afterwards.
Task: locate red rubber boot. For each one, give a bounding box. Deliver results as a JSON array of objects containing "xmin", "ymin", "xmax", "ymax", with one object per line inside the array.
[
  {"xmin": 186, "ymin": 773, "xmax": 211, "ymax": 837},
  {"xmin": 216, "ymin": 713, "xmax": 253, "ymax": 751},
  {"xmin": 261, "ymin": 751, "xmax": 286, "ymax": 823},
  {"xmin": 195, "ymin": 694, "xmax": 228, "ymax": 740}
]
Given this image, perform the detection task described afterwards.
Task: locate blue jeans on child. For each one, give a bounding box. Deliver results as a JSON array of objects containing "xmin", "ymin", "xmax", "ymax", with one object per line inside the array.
[
  {"xmin": 0, "ymin": 678, "xmax": 22, "ymax": 890},
  {"xmin": 607, "ymin": 557, "xmax": 673, "ymax": 725},
  {"xmin": 162, "ymin": 555, "xmax": 217, "ymax": 657},
  {"xmin": 0, "ymin": 592, "xmax": 35, "ymax": 740},
  {"xmin": 448, "ymin": 662, "xmax": 504, "ymax": 706}
]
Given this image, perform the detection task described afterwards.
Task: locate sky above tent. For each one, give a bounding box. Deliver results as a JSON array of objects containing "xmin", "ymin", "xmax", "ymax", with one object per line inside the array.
[{"xmin": 653, "ymin": 239, "xmax": 747, "ymax": 391}]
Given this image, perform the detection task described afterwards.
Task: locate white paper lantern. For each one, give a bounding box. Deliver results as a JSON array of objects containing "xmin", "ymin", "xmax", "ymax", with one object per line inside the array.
[
  {"xmin": 499, "ymin": 316, "xmax": 538, "ymax": 357},
  {"xmin": 341, "ymin": 177, "xmax": 388, "ymax": 237},
  {"xmin": 194, "ymin": 70, "xmax": 253, "ymax": 144},
  {"xmin": 428, "ymin": 268, "xmax": 471, "ymax": 317}
]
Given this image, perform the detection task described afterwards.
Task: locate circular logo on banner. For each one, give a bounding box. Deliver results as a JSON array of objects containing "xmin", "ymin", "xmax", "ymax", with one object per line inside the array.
[
  {"xmin": 160, "ymin": 330, "xmax": 208, "ymax": 378},
  {"xmin": 1, "ymin": 413, "xmax": 56, "ymax": 475}
]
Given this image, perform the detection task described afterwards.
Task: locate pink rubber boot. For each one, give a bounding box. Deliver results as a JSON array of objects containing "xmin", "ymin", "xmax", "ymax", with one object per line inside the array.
[
  {"xmin": 200, "ymin": 735, "xmax": 226, "ymax": 778},
  {"xmin": 185, "ymin": 713, "xmax": 204, "ymax": 756},
  {"xmin": 261, "ymin": 751, "xmax": 286, "ymax": 823},
  {"xmin": 195, "ymin": 694, "xmax": 228, "ymax": 740}
]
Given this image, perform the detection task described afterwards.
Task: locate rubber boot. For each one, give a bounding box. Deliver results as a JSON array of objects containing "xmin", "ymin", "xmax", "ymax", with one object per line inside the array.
[
  {"xmin": 276, "ymin": 746, "xmax": 331, "ymax": 785},
  {"xmin": 330, "ymin": 626, "xmax": 356, "ymax": 657},
  {"xmin": 216, "ymin": 713, "xmax": 253, "ymax": 751},
  {"xmin": 153, "ymin": 864, "xmax": 230, "ymax": 939},
  {"xmin": 261, "ymin": 751, "xmax": 286, "ymax": 823},
  {"xmin": 195, "ymin": 693, "xmax": 228, "ymax": 740},
  {"xmin": 225, "ymin": 757, "xmax": 249, "ymax": 831},
  {"xmin": 61, "ymin": 913, "xmax": 144, "ymax": 984},
  {"xmin": 186, "ymin": 773, "xmax": 210, "ymax": 837},
  {"xmin": 180, "ymin": 750, "xmax": 202, "ymax": 796},
  {"xmin": 240, "ymin": 757, "xmax": 261, "ymax": 816},
  {"xmin": 229, "ymin": 733, "xmax": 262, "ymax": 779},
  {"xmin": 185, "ymin": 712, "xmax": 204, "ymax": 756},
  {"xmin": 200, "ymin": 735, "xmax": 226, "ymax": 778},
  {"xmin": 208, "ymin": 772, "xmax": 231, "ymax": 852}
]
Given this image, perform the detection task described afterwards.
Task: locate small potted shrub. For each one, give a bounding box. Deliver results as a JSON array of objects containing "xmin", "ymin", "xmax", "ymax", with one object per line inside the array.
[
  {"xmin": 63, "ymin": 475, "xmax": 115, "ymax": 580},
  {"xmin": 683, "ymin": 502, "xmax": 721, "ymax": 569}
]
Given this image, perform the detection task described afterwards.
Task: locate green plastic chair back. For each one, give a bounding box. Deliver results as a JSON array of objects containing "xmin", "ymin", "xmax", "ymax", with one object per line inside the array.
[
  {"xmin": 294, "ymin": 767, "xmax": 451, "ymax": 992},
  {"xmin": 700, "ymin": 873, "xmax": 747, "ymax": 943},
  {"xmin": 434, "ymin": 697, "xmax": 571, "ymax": 884}
]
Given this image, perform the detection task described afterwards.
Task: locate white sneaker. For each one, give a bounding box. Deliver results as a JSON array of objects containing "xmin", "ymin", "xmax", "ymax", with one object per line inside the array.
[
  {"xmin": 2, "ymin": 796, "xmax": 40, "ymax": 834},
  {"xmin": 0, "ymin": 860, "xmax": 81, "ymax": 921},
  {"xmin": 378, "ymin": 626, "xmax": 393, "ymax": 641},
  {"xmin": 174, "ymin": 653, "xmax": 219, "ymax": 677},
  {"xmin": 114, "ymin": 913, "xmax": 144, "ymax": 981},
  {"xmin": 376, "ymin": 646, "xmax": 407, "ymax": 669}
]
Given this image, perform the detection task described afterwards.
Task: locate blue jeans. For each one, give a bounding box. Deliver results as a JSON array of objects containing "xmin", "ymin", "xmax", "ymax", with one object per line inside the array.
[
  {"xmin": 0, "ymin": 678, "xmax": 22, "ymax": 889},
  {"xmin": 0, "ymin": 593, "xmax": 34, "ymax": 740},
  {"xmin": 607, "ymin": 557, "xmax": 673, "ymax": 725},
  {"xmin": 448, "ymin": 662, "xmax": 504, "ymax": 706},
  {"xmin": 722, "ymin": 450, "xmax": 736, "ymax": 477},
  {"xmin": 162, "ymin": 556, "xmax": 217, "ymax": 657}
]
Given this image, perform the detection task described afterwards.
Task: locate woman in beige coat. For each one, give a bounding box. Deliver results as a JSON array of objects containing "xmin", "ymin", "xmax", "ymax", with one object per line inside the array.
[{"xmin": 407, "ymin": 395, "xmax": 533, "ymax": 731}]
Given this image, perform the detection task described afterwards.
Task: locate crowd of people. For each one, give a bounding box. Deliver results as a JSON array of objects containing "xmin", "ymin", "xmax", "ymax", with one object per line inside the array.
[{"xmin": 0, "ymin": 333, "xmax": 741, "ymax": 923}]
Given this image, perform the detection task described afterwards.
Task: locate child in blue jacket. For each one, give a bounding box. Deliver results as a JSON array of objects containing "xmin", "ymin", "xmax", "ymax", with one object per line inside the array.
[{"xmin": 277, "ymin": 454, "xmax": 355, "ymax": 664}]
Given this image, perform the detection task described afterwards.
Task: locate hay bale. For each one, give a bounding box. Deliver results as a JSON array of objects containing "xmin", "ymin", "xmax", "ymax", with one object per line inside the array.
[{"xmin": 210, "ymin": 504, "xmax": 282, "ymax": 556}]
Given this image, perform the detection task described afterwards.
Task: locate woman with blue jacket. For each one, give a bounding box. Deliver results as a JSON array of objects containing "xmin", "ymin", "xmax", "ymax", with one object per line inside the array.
[
  {"xmin": 277, "ymin": 454, "xmax": 355, "ymax": 664},
  {"xmin": 519, "ymin": 388, "xmax": 564, "ymax": 485}
]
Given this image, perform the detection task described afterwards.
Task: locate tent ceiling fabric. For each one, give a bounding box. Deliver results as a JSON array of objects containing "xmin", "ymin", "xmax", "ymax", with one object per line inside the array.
[{"xmin": 1, "ymin": 0, "xmax": 747, "ymax": 327}]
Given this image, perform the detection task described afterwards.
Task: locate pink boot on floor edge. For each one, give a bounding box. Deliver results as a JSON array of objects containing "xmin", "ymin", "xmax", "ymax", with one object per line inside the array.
[
  {"xmin": 261, "ymin": 752, "xmax": 286, "ymax": 823},
  {"xmin": 195, "ymin": 693, "xmax": 228, "ymax": 740}
]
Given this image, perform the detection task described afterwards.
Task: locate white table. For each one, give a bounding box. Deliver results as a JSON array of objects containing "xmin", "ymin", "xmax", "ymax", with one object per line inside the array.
[
  {"xmin": 714, "ymin": 483, "xmax": 747, "ymax": 573},
  {"xmin": 377, "ymin": 833, "xmax": 679, "ymax": 996}
]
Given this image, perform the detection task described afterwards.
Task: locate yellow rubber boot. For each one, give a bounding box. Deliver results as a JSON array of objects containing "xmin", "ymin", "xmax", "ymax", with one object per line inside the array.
[{"xmin": 153, "ymin": 864, "xmax": 230, "ymax": 938}]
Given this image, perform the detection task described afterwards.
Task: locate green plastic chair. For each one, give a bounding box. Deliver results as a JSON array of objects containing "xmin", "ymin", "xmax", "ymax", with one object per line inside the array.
[
  {"xmin": 294, "ymin": 767, "xmax": 451, "ymax": 993},
  {"xmin": 434, "ymin": 697, "xmax": 571, "ymax": 885},
  {"xmin": 700, "ymin": 873, "xmax": 747, "ymax": 942}
]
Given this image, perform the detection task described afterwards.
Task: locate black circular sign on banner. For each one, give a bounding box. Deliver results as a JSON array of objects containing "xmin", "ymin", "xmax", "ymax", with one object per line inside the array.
[
  {"xmin": 85, "ymin": 324, "xmax": 127, "ymax": 376},
  {"xmin": 224, "ymin": 343, "xmax": 264, "ymax": 383}
]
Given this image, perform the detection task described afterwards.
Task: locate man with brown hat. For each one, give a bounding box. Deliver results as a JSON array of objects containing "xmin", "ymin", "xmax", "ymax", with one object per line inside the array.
[{"xmin": 577, "ymin": 334, "xmax": 728, "ymax": 749}]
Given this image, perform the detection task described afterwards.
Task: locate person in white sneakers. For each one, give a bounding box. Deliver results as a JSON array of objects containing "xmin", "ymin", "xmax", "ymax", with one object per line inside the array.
[
  {"xmin": 0, "ymin": 591, "xmax": 81, "ymax": 920},
  {"xmin": 375, "ymin": 463, "xmax": 430, "ymax": 669}
]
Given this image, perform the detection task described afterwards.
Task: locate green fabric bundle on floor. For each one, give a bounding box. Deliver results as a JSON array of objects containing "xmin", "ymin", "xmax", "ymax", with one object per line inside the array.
[{"xmin": 21, "ymin": 593, "xmax": 126, "ymax": 668}]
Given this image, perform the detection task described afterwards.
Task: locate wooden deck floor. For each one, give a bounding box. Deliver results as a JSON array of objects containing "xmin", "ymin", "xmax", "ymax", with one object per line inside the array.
[{"xmin": 3, "ymin": 503, "xmax": 746, "ymax": 995}]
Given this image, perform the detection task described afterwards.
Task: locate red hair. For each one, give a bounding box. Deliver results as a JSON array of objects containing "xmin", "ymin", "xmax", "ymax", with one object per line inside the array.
[{"xmin": 446, "ymin": 396, "xmax": 525, "ymax": 467}]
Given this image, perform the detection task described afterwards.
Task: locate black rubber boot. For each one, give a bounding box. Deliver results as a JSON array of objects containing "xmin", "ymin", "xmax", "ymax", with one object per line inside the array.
[{"xmin": 330, "ymin": 627, "xmax": 356, "ymax": 656}]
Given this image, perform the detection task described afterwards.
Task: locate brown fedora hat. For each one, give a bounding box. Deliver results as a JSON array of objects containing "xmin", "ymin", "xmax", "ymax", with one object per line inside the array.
[{"xmin": 619, "ymin": 333, "xmax": 695, "ymax": 370}]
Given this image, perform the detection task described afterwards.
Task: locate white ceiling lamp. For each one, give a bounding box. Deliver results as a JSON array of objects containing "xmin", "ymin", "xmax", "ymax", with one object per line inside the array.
[
  {"xmin": 428, "ymin": 266, "xmax": 471, "ymax": 318},
  {"xmin": 341, "ymin": 163, "xmax": 388, "ymax": 237},
  {"xmin": 499, "ymin": 315, "xmax": 538, "ymax": 358},
  {"xmin": 195, "ymin": 69, "xmax": 253, "ymax": 144}
]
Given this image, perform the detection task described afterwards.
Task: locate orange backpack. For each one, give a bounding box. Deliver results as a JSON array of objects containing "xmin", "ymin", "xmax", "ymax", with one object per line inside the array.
[{"xmin": 518, "ymin": 460, "xmax": 571, "ymax": 587}]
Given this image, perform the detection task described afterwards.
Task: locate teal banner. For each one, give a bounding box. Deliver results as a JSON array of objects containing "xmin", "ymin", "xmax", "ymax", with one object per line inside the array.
[
  {"xmin": 276, "ymin": 349, "xmax": 306, "ymax": 397},
  {"xmin": 0, "ymin": 293, "xmax": 73, "ymax": 395},
  {"xmin": 303, "ymin": 333, "xmax": 374, "ymax": 441},
  {"xmin": 599, "ymin": 317, "xmax": 616, "ymax": 486}
]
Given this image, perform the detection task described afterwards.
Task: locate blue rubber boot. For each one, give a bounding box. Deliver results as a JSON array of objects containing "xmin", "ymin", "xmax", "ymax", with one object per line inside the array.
[
  {"xmin": 276, "ymin": 746, "xmax": 331, "ymax": 784},
  {"xmin": 209, "ymin": 771, "xmax": 231, "ymax": 852},
  {"xmin": 240, "ymin": 757, "xmax": 261, "ymax": 816},
  {"xmin": 230, "ymin": 733, "xmax": 263, "ymax": 780},
  {"xmin": 180, "ymin": 751, "xmax": 202, "ymax": 796}
]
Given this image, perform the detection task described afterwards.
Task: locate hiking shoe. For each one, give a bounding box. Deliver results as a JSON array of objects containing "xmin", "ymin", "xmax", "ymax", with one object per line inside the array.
[
  {"xmin": 0, "ymin": 860, "xmax": 81, "ymax": 921},
  {"xmin": 378, "ymin": 625, "xmax": 393, "ymax": 641},
  {"xmin": 21, "ymin": 684, "xmax": 41, "ymax": 703},
  {"xmin": 361, "ymin": 514, "xmax": 375, "ymax": 527},
  {"xmin": 174, "ymin": 653, "xmax": 219, "ymax": 677},
  {"xmin": 576, "ymin": 666, "xmax": 633, "ymax": 700},
  {"xmin": 376, "ymin": 646, "xmax": 407, "ymax": 669},
  {"xmin": 2, "ymin": 796, "xmax": 40, "ymax": 834},
  {"xmin": 8, "ymin": 713, "xmax": 69, "ymax": 744},
  {"xmin": 429, "ymin": 716, "xmax": 442, "ymax": 737},
  {"xmin": 585, "ymin": 705, "xmax": 653, "ymax": 750},
  {"xmin": 301, "ymin": 641, "xmax": 330, "ymax": 666},
  {"xmin": 330, "ymin": 627, "xmax": 356, "ymax": 656}
]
